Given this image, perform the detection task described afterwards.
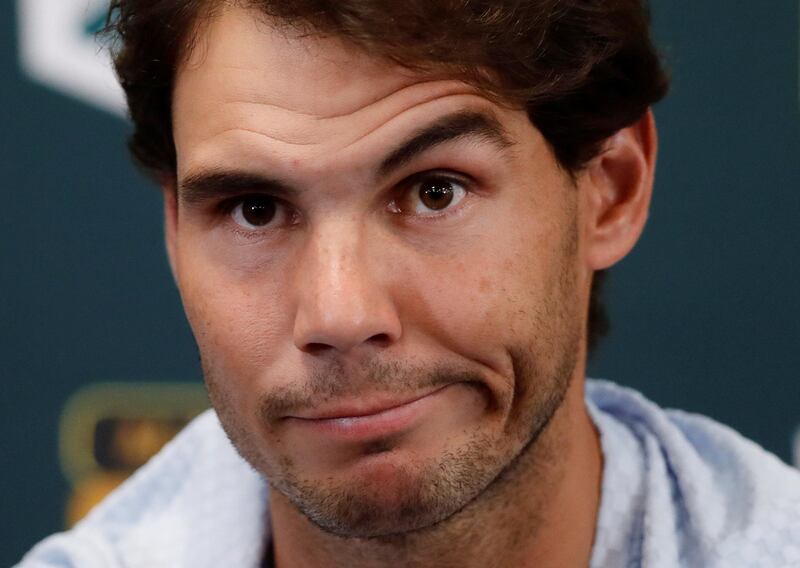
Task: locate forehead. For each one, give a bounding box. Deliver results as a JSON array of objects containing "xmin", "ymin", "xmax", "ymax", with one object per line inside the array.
[
  {"xmin": 179, "ymin": 5, "xmax": 421, "ymax": 118},
  {"xmin": 171, "ymin": 5, "xmax": 525, "ymax": 172}
]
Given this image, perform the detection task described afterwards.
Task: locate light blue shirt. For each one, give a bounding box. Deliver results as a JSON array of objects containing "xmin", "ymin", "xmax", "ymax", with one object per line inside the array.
[{"xmin": 18, "ymin": 380, "xmax": 800, "ymax": 567}]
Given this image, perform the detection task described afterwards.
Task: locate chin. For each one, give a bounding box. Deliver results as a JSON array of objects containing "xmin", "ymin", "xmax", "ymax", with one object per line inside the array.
[
  {"xmin": 272, "ymin": 433, "xmax": 504, "ymax": 539},
  {"xmin": 288, "ymin": 461, "xmax": 465, "ymax": 538}
]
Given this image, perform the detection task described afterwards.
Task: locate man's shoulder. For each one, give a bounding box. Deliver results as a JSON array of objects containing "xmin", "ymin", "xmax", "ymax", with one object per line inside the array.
[
  {"xmin": 587, "ymin": 379, "xmax": 800, "ymax": 567},
  {"xmin": 16, "ymin": 410, "xmax": 270, "ymax": 568}
]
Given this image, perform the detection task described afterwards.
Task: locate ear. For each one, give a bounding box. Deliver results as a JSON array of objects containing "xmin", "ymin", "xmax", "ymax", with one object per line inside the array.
[
  {"xmin": 580, "ymin": 109, "xmax": 657, "ymax": 270},
  {"xmin": 162, "ymin": 176, "xmax": 179, "ymax": 284}
]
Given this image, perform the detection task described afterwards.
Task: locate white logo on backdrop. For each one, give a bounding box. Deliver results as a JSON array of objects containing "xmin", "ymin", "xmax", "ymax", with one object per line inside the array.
[{"xmin": 16, "ymin": 0, "xmax": 125, "ymax": 116}]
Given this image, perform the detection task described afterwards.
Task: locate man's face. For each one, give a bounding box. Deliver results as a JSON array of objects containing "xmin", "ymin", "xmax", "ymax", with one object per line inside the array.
[{"xmin": 169, "ymin": 6, "xmax": 590, "ymax": 538}]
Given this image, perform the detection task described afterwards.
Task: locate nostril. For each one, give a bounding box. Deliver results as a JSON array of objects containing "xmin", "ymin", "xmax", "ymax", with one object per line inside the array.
[
  {"xmin": 368, "ymin": 333, "xmax": 392, "ymax": 346},
  {"xmin": 302, "ymin": 335, "xmax": 389, "ymax": 354},
  {"xmin": 304, "ymin": 342, "xmax": 333, "ymax": 354},
  {"xmin": 297, "ymin": 330, "xmax": 399, "ymax": 355}
]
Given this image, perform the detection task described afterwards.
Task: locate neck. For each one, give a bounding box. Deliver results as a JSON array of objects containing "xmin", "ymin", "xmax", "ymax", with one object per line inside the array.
[{"xmin": 269, "ymin": 376, "xmax": 602, "ymax": 568}]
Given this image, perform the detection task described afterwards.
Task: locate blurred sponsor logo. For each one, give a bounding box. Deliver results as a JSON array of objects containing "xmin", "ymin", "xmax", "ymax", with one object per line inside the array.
[
  {"xmin": 16, "ymin": 0, "xmax": 125, "ymax": 115},
  {"xmin": 60, "ymin": 383, "xmax": 208, "ymax": 526}
]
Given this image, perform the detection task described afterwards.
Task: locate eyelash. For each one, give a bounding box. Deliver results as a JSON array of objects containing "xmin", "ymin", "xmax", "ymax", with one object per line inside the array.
[{"xmin": 217, "ymin": 169, "xmax": 475, "ymax": 236}]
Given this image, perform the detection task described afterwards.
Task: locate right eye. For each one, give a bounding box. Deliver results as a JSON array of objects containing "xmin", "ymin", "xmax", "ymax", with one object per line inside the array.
[{"xmin": 230, "ymin": 196, "xmax": 279, "ymax": 230}]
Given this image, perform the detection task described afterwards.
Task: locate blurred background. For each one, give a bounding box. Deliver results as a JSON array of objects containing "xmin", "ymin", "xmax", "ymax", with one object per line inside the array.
[{"xmin": 2, "ymin": 0, "xmax": 799, "ymax": 563}]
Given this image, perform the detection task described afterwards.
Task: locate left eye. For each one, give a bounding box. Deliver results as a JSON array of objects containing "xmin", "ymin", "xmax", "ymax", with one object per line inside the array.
[
  {"xmin": 406, "ymin": 176, "xmax": 467, "ymax": 215},
  {"xmin": 233, "ymin": 196, "xmax": 276, "ymax": 227}
]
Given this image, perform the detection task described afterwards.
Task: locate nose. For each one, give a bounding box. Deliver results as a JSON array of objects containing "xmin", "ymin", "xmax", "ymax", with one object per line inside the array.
[{"xmin": 292, "ymin": 222, "xmax": 402, "ymax": 355}]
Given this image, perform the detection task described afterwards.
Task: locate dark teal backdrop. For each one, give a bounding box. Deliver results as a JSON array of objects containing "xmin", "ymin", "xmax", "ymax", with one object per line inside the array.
[{"xmin": 2, "ymin": 1, "xmax": 798, "ymax": 564}]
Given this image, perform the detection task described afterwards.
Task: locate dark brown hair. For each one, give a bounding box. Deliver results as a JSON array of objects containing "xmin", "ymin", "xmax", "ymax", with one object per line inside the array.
[{"xmin": 106, "ymin": 0, "xmax": 669, "ymax": 354}]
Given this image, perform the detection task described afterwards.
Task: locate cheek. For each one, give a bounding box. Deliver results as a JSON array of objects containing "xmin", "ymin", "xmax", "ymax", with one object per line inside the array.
[
  {"xmin": 398, "ymin": 196, "xmax": 576, "ymax": 375},
  {"xmin": 176, "ymin": 247, "xmax": 289, "ymax": 378},
  {"xmin": 398, "ymin": 238, "xmax": 538, "ymax": 368}
]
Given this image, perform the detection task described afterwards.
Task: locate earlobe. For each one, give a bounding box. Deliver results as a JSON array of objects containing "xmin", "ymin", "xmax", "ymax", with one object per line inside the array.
[
  {"xmin": 162, "ymin": 177, "xmax": 179, "ymax": 284},
  {"xmin": 582, "ymin": 110, "xmax": 657, "ymax": 270}
]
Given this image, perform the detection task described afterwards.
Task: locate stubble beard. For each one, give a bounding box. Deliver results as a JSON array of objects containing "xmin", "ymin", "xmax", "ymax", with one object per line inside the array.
[
  {"xmin": 279, "ymin": 340, "xmax": 579, "ymax": 539},
  {"xmin": 204, "ymin": 323, "xmax": 580, "ymax": 541}
]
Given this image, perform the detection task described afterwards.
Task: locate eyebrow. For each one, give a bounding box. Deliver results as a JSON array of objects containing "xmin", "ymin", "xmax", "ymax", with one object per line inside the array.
[
  {"xmin": 378, "ymin": 110, "xmax": 514, "ymax": 177},
  {"xmin": 179, "ymin": 170, "xmax": 300, "ymax": 206},
  {"xmin": 178, "ymin": 110, "xmax": 515, "ymax": 204}
]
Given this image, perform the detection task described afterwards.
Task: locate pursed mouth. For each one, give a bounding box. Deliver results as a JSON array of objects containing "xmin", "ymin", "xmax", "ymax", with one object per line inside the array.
[{"xmin": 286, "ymin": 385, "xmax": 451, "ymax": 422}]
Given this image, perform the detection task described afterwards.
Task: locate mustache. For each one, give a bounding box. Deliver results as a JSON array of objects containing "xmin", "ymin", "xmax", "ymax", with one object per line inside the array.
[{"xmin": 257, "ymin": 359, "xmax": 486, "ymax": 422}]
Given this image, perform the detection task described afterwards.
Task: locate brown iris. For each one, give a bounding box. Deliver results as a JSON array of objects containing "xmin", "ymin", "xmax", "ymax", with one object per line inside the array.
[
  {"xmin": 241, "ymin": 196, "xmax": 276, "ymax": 227},
  {"xmin": 419, "ymin": 179, "xmax": 455, "ymax": 211}
]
